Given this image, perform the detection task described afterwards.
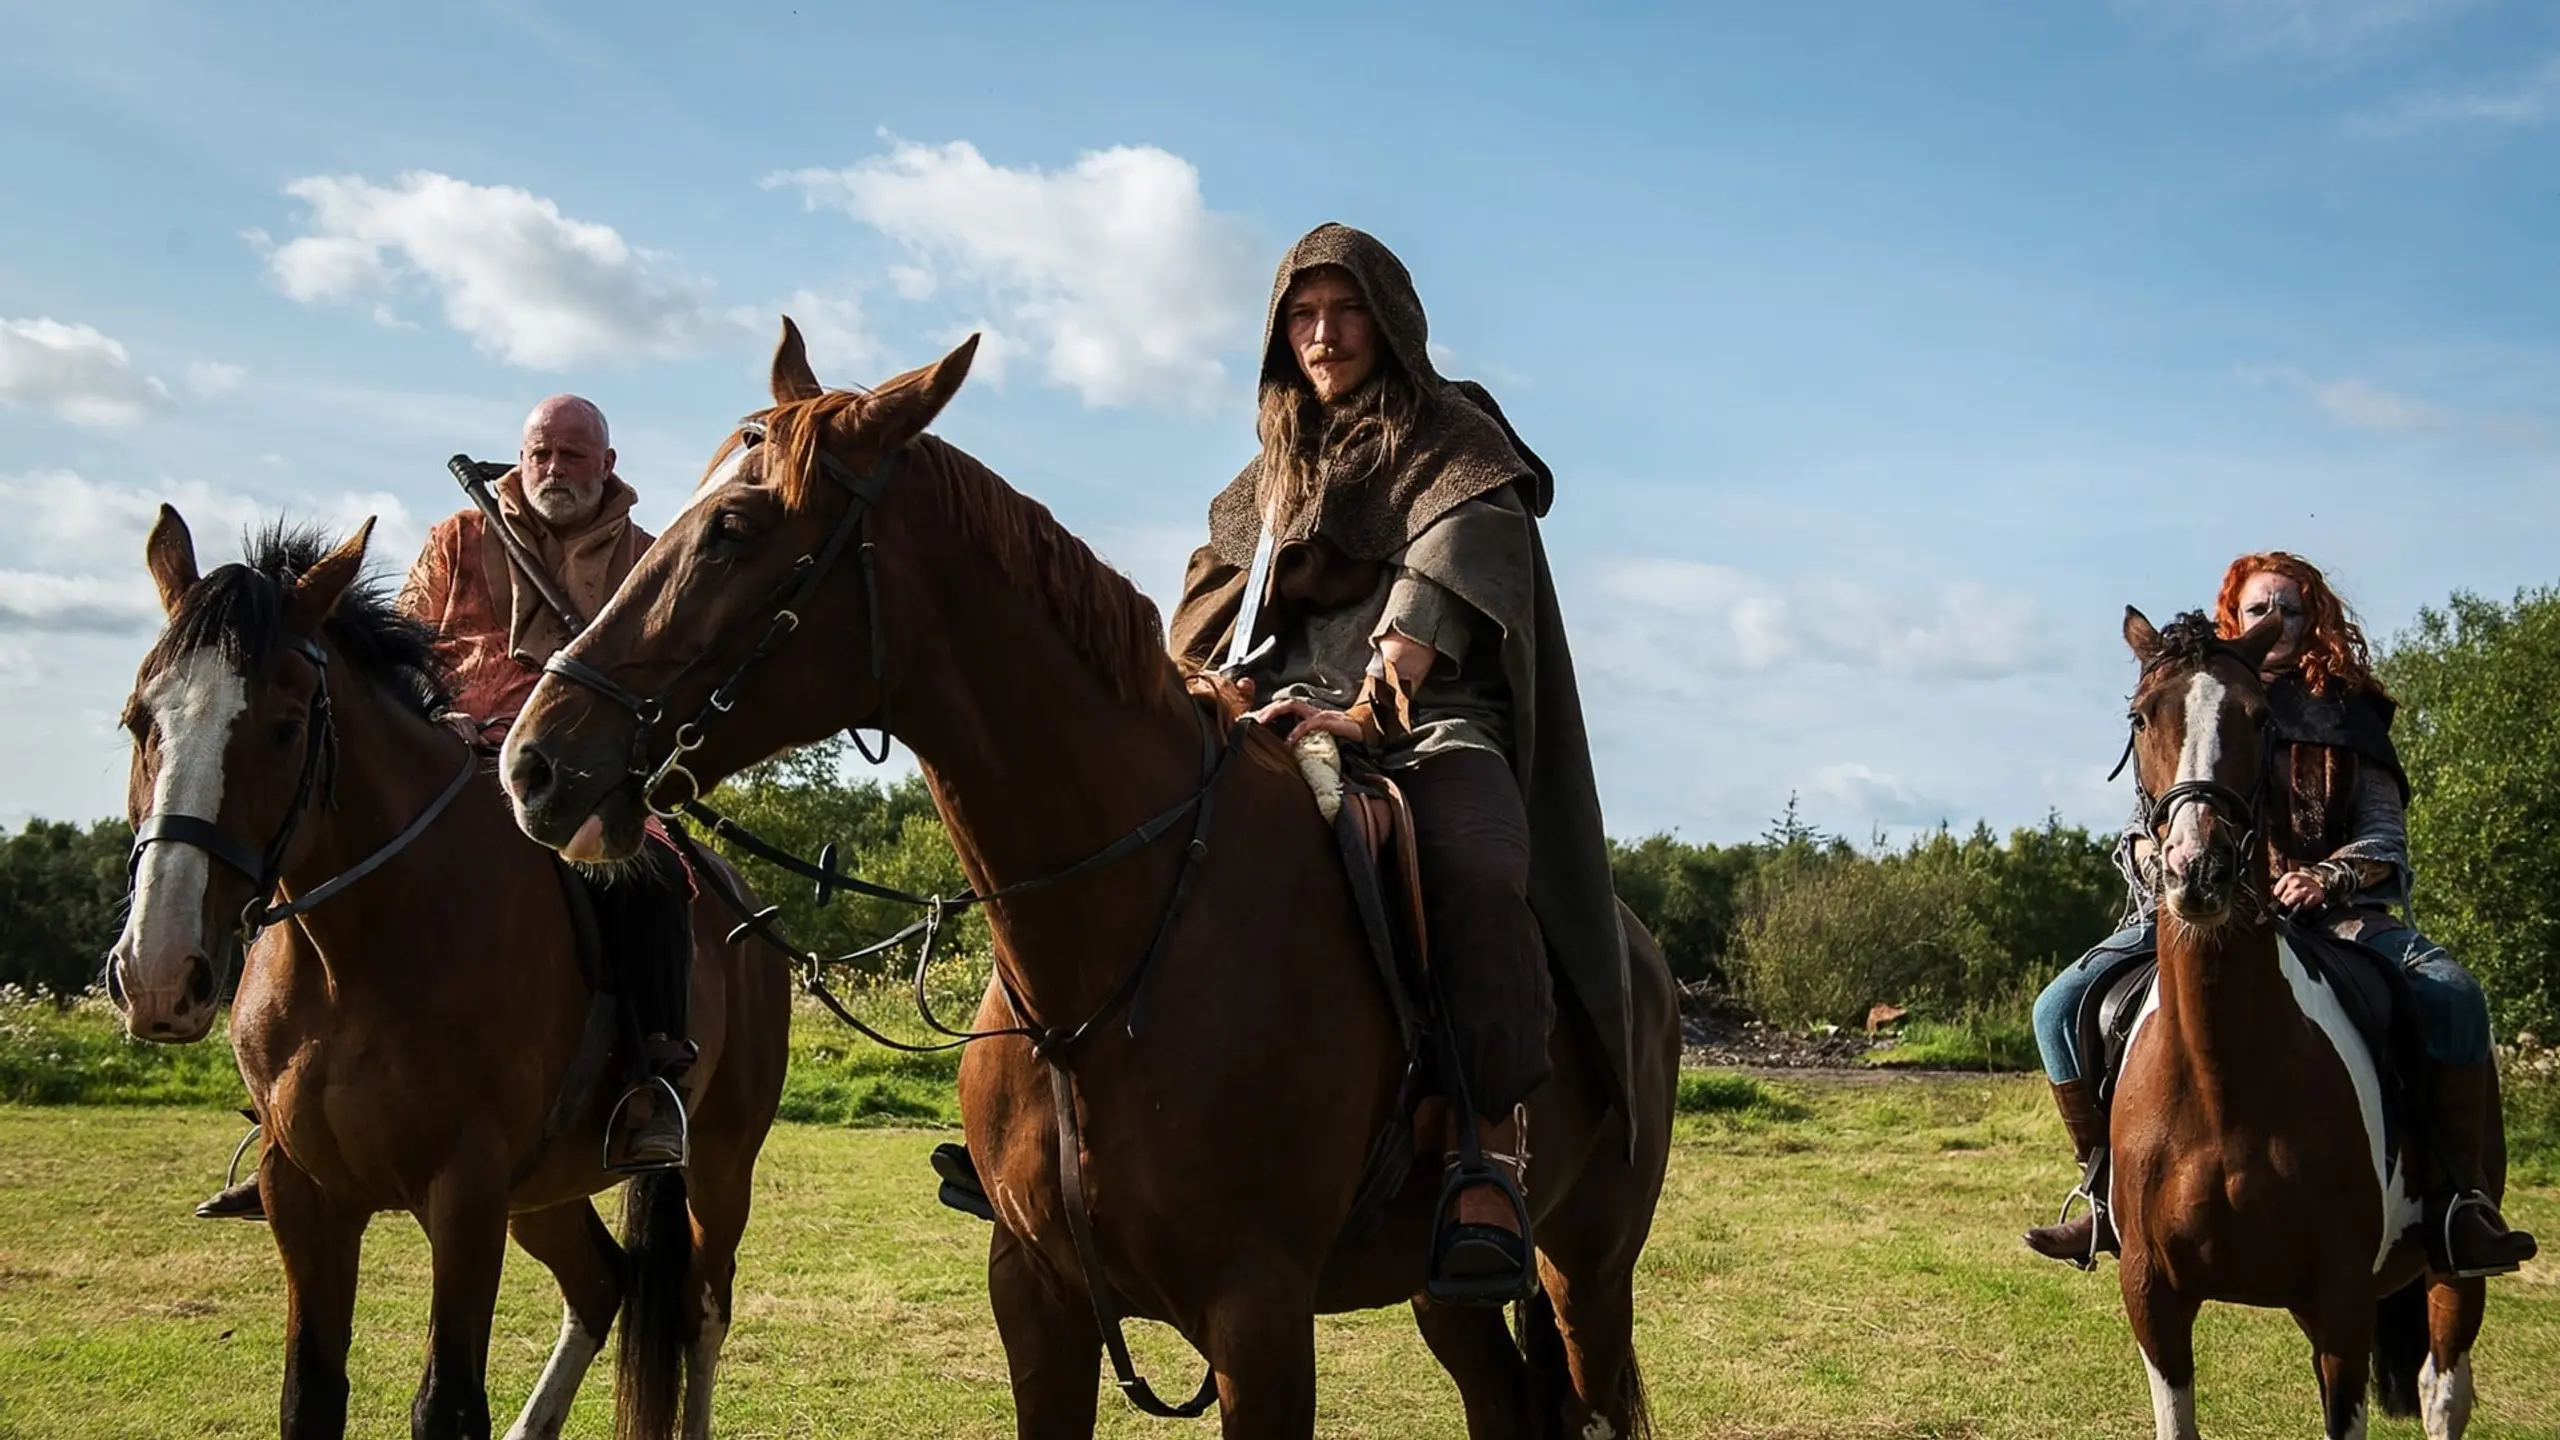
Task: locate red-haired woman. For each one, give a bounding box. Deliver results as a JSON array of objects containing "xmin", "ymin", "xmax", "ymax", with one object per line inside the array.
[{"xmin": 2025, "ymin": 552, "xmax": 2535, "ymax": 1277}]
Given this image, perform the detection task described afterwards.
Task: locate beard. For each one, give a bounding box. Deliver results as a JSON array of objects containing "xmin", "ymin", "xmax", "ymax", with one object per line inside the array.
[{"xmin": 525, "ymin": 479, "xmax": 596, "ymax": 527}]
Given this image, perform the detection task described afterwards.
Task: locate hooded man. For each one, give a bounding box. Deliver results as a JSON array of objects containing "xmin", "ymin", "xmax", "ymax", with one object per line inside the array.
[
  {"xmin": 1167, "ymin": 224, "xmax": 1628, "ymax": 1300},
  {"xmin": 194, "ymin": 396, "xmax": 695, "ymax": 1221}
]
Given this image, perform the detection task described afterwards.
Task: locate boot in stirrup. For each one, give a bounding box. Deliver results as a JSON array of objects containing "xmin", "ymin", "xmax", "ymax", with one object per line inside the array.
[
  {"xmin": 2024, "ymin": 1077, "xmax": 2118, "ymax": 1269},
  {"xmin": 604, "ymin": 1035, "xmax": 695, "ymax": 1174},
  {"xmin": 1428, "ymin": 1105, "xmax": 1536, "ymax": 1306},
  {"xmin": 2426, "ymin": 1062, "xmax": 2538, "ymax": 1278}
]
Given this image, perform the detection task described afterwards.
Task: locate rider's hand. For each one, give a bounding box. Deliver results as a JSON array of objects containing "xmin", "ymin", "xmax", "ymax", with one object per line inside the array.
[
  {"xmin": 1250, "ymin": 697, "xmax": 1377, "ymax": 744},
  {"xmin": 2272, "ymin": 868, "xmax": 2327, "ymax": 914}
]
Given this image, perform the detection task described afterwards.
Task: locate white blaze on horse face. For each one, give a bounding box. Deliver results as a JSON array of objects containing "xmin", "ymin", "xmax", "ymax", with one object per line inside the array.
[
  {"xmin": 116, "ymin": 651, "xmax": 249, "ymax": 1003},
  {"xmin": 2144, "ymin": 1354, "xmax": 2198, "ymax": 1440},
  {"xmin": 2161, "ymin": 671, "xmax": 2229, "ymax": 884},
  {"xmin": 2278, "ymin": 936, "xmax": 2420, "ymax": 1273}
]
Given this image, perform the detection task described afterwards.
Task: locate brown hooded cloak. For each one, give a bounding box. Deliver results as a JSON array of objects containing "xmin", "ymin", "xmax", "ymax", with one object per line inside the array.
[{"xmin": 1168, "ymin": 223, "xmax": 1633, "ymax": 1123}]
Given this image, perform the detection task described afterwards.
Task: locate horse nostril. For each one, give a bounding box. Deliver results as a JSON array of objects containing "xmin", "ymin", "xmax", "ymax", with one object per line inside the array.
[
  {"xmin": 509, "ymin": 743, "xmax": 558, "ymax": 808},
  {"xmin": 181, "ymin": 954, "xmax": 216, "ymax": 1011}
]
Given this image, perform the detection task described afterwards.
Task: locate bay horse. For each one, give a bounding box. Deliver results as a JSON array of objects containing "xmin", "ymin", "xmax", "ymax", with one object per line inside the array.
[
  {"xmin": 500, "ymin": 322, "xmax": 1680, "ymax": 1439},
  {"xmin": 2111, "ymin": 607, "xmax": 2498, "ymax": 1440},
  {"xmin": 107, "ymin": 511, "xmax": 789, "ymax": 1440}
]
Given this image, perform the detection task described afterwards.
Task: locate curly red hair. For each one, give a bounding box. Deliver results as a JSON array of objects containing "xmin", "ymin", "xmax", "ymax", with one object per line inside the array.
[{"xmin": 2213, "ymin": 551, "xmax": 2384, "ymax": 699}]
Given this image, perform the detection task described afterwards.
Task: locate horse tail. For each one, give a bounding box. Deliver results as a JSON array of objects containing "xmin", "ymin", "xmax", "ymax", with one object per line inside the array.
[
  {"xmin": 2372, "ymin": 1277, "xmax": 2427, "ymax": 1419},
  {"xmin": 613, "ymin": 1170, "xmax": 693, "ymax": 1440},
  {"xmin": 1515, "ymin": 1287, "xmax": 1652, "ymax": 1440}
]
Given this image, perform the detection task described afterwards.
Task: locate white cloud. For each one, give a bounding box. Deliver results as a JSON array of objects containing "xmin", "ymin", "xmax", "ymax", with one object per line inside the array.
[
  {"xmin": 2348, "ymin": 54, "xmax": 2560, "ymax": 135},
  {"xmin": 2122, "ymin": 0, "xmax": 2480, "ymax": 60},
  {"xmin": 2240, "ymin": 364, "xmax": 2449, "ymax": 431},
  {"xmin": 263, "ymin": 171, "xmax": 729, "ymax": 368},
  {"xmin": 1592, "ymin": 559, "xmax": 2050, "ymax": 683},
  {"xmin": 0, "ymin": 469, "xmax": 421, "ymax": 636},
  {"xmin": 772, "ymin": 139, "xmax": 1260, "ymax": 409},
  {"xmin": 1802, "ymin": 762, "xmax": 1952, "ymax": 828},
  {"xmin": 0, "ymin": 317, "xmax": 174, "ymax": 428},
  {"xmin": 0, "ymin": 572, "xmax": 159, "ymax": 635},
  {"xmin": 772, "ymin": 288, "xmax": 880, "ymax": 377},
  {"xmin": 183, "ymin": 360, "xmax": 246, "ymax": 397}
]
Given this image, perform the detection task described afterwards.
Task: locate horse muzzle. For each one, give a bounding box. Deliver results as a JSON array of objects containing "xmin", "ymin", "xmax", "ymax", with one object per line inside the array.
[{"xmin": 106, "ymin": 941, "xmax": 222, "ymax": 1043}]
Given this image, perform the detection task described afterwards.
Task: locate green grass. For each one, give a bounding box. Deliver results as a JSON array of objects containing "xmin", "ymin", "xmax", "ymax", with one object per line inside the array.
[
  {"xmin": 2, "ymin": 1078, "xmax": 2556, "ymax": 1438},
  {"xmin": 0, "ymin": 987, "xmax": 967, "ymax": 1127},
  {"xmin": 1867, "ymin": 1013, "xmax": 2044, "ymax": 1073}
]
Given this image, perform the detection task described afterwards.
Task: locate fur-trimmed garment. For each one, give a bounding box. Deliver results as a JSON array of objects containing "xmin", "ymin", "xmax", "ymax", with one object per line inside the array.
[{"xmin": 397, "ymin": 470, "xmax": 651, "ymax": 741}]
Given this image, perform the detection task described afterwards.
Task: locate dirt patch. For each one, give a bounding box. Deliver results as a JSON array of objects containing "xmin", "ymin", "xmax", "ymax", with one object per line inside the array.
[{"xmin": 1679, "ymin": 984, "xmax": 1887, "ymax": 1068}]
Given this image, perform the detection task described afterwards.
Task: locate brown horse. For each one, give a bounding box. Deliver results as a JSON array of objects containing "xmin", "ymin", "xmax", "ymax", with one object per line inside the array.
[
  {"xmin": 107, "ymin": 511, "xmax": 789, "ymax": 1440},
  {"xmin": 2111, "ymin": 607, "xmax": 2498, "ymax": 1440},
  {"xmin": 499, "ymin": 323, "xmax": 1680, "ymax": 1439}
]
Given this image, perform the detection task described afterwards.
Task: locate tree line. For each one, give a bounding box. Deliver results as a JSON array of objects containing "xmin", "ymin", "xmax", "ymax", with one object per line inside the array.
[{"xmin": 6, "ymin": 584, "xmax": 2555, "ymax": 1048}]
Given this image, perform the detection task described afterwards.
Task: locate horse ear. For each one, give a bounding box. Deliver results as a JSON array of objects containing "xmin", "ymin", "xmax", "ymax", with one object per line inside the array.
[
  {"xmin": 770, "ymin": 316, "xmax": 824, "ymax": 404},
  {"xmin": 2123, "ymin": 606, "xmax": 2162, "ymax": 666},
  {"xmin": 146, "ymin": 505, "xmax": 199, "ymax": 616},
  {"xmin": 862, "ymin": 334, "xmax": 979, "ymax": 453},
  {"xmin": 2229, "ymin": 610, "xmax": 2286, "ymax": 673},
  {"xmin": 287, "ymin": 518, "xmax": 376, "ymax": 632}
]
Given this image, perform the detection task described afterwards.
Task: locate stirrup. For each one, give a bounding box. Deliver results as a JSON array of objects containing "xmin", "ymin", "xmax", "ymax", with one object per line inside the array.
[
  {"xmin": 602, "ymin": 1074, "xmax": 690, "ymax": 1175},
  {"xmin": 930, "ymin": 1142, "xmax": 995, "ymax": 1223},
  {"xmin": 2045, "ymin": 1188, "xmax": 2110, "ymax": 1272},
  {"xmin": 2436, "ymin": 1192, "xmax": 2529, "ymax": 1280},
  {"xmin": 1427, "ymin": 1160, "xmax": 1537, "ymax": 1306}
]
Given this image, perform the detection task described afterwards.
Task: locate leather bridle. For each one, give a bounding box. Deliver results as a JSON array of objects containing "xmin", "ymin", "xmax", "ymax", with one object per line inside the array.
[
  {"xmin": 2109, "ymin": 643, "xmax": 2274, "ymax": 894},
  {"xmin": 543, "ymin": 418, "xmax": 898, "ymax": 819},
  {"xmin": 127, "ymin": 631, "xmax": 475, "ymax": 950}
]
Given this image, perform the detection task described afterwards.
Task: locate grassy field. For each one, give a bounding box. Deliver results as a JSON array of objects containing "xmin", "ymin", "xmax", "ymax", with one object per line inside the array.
[{"xmin": 1, "ymin": 1062, "xmax": 2555, "ymax": 1439}]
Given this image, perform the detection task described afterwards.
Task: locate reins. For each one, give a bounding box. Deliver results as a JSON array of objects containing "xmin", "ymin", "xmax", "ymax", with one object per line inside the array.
[{"xmin": 541, "ymin": 412, "xmax": 1237, "ymax": 1419}]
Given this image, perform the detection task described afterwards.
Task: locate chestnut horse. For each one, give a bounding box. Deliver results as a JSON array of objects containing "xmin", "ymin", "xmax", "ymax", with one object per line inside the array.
[
  {"xmin": 2111, "ymin": 607, "xmax": 2497, "ymax": 1440},
  {"xmin": 500, "ymin": 324, "xmax": 1680, "ymax": 1439},
  {"xmin": 108, "ymin": 511, "xmax": 788, "ymax": 1440}
]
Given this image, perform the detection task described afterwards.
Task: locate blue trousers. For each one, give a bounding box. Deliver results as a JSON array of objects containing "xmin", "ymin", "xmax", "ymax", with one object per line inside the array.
[{"xmin": 2031, "ymin": 919, "xmax": 2493, "ymax": 1084}]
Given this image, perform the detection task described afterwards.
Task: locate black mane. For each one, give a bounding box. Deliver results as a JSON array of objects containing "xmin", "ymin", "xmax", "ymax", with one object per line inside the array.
[
  {"xmin": 2148, "ymin": 610, "xmax": 2226, "ymax": 672},
  {"xmin": 142, "ymin": 521, "xmax": 450, "ymax": 718}
]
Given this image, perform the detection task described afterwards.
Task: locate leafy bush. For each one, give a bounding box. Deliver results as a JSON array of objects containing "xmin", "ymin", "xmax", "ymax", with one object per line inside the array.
[
  {"xmin": 694, "ymin": 739, "xmax": 985, "ymax": 978},
  {"xmin": 2379, "ymin": 588, "xmax": 2560, "ymax": 1045},
  {"xmin": 1729, "ymin": 818, "xmax": 2121, "ymax": 1032},
  {"xmin": 0, "ymin": 818, "xmax": 132, "ymax": 998},
  {"xmin": 0, "ymin": 989, "xmax": 247, "ymax": 1107}
]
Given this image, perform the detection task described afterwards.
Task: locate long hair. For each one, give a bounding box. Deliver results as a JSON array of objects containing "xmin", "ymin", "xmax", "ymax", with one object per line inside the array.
[
  {"xmin": 2212, "ymin": 551, "xmax": 2384, "ymax": 699},
  {"xmin": 1252, "ymin": 359, "xmax": 1424, "ymax": 531}
]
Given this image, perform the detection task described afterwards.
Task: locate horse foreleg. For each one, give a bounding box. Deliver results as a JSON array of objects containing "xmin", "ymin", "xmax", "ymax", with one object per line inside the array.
[
  {"xmin": 411, "ymin": 1161, "xmax": 510, "ymax": 1440},
  {"xmin": 2121, "ymin": 1266, "xmax": 2199, "ymax": 1440},
  {"xmin": 1411, "ymin": 1295, "xmax": 1530, "ymax": 1439},
  {"xmin": 266, "ymin": 1149, "xmax": 369, "ymax": 1440},
  {"xmin": 2421, "ymin": 1277, "xmax": 2485, "ymax": 1440},
  {"xmin": 1198, "ymin": 1275, "xmax": 1316, "ymax": 1440},
  {"xmin": 988, "ymin": 1225, "xmax": 1103, "ymax": 1440},
  {"xmin": 2294, "ymin": 1297, "xmax": 2376, "ymax": 1440},
  {"xmin": 501, "ymin": 1200, "xmax": 621, "ymax": 1440}
]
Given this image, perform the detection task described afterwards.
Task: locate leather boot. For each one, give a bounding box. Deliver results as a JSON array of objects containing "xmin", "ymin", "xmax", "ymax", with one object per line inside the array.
[
  {"xmin": 194, "ymin": 1178, "xmax": 265, "ymax": 1221},
  {"xmin": 2024, "ymin": 1077, "xmax": 2118, "ymax": 1268},
  {"xmin": 2427, "ymin": 1062, "xmax": 2538, "ymax": 1278},
  {"xmin": 605, "ymin": 1036, "xmax": 694, "ymax": 1174},
  {"xmin": 1429, "ymin": 1105, "xmax": 1536, "ymax": 1306}
]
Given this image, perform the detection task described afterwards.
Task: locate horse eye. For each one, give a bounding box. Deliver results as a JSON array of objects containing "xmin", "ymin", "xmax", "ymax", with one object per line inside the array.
[
  {"xmin": 712, "ymin": 510, "xmax": 751, "ymax": 544},
  {"xmin": 275, "ymin": 718, "xmax": 303, "ymax": 746}
]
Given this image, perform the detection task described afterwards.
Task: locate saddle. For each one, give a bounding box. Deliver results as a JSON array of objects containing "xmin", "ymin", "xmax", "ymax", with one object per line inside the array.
[{"xmin": 2079, "ymin": 918, "xmax": 2426, "ymax": 1141}]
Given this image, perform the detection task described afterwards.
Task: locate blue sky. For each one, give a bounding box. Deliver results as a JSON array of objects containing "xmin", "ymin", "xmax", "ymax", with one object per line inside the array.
[{"xmin": 3, "ymin": 0, "xmax": 2554, "ymax": 842}]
